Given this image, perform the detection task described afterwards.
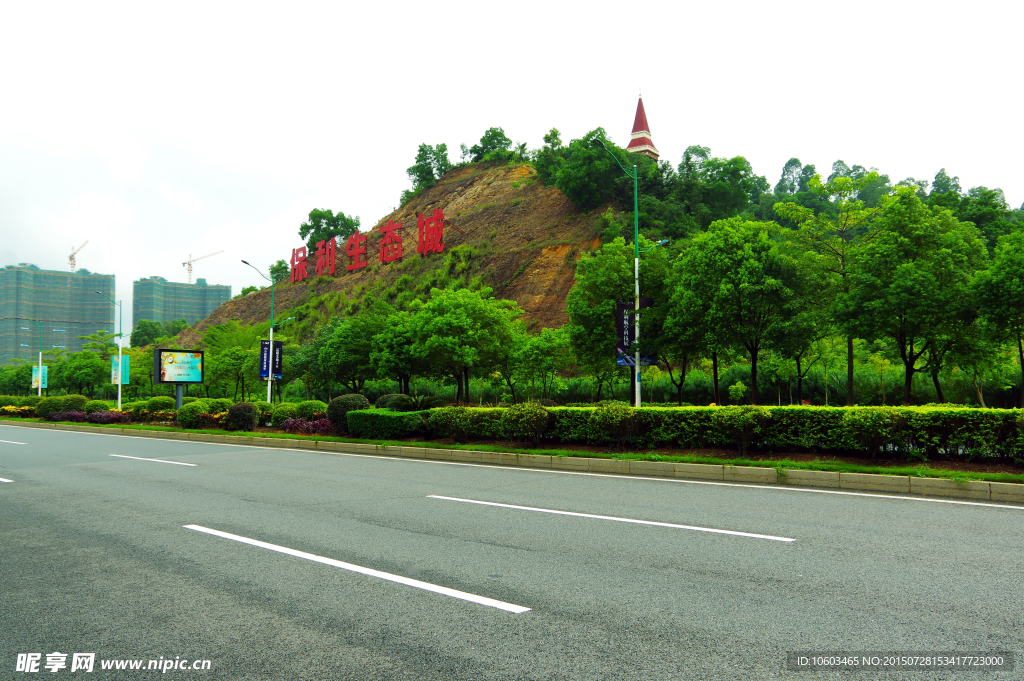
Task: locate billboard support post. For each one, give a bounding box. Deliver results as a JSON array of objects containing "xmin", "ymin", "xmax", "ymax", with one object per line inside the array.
[{"xmin": 176, "ymin": 384, "xmax": 183, "ymax": 410}]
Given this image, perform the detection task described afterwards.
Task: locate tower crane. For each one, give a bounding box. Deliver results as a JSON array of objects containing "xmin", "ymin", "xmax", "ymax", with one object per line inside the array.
[
  {"xmin": 69, "ymin": 241, "xmax": 88, "ymax": 272},
  {"xmin": 182, "ymin": 250, "xmax": 224, "ymax": 284}
]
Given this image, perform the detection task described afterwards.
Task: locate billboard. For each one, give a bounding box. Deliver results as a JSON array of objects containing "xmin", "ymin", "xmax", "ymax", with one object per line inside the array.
[{"xmin": 153, "ymin": 350, "xmax": 204, "ymax": 384}]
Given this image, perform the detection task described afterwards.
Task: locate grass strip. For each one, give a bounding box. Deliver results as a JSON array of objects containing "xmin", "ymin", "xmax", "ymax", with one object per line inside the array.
[{"xmin": 4, "ymin": 417, "xmax": 1023, "ymax": 485}]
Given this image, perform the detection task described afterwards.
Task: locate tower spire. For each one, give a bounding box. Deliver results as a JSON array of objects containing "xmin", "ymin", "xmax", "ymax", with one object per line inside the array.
[{"xmin": 626, "ymin": 95, "xmax": 659, "ymax": 161}]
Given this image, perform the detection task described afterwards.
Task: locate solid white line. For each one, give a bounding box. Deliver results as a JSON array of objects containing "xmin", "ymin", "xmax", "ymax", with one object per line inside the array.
[
  {"xmin": 428, "ymin": 495, "xmax": 796, "ymax": 542},
  {"xmin": 110, "ymin": 454, "xmax": 197, "ymax": 467},
  {"xmin": 3, "ymin": 424, "xmax": 1021, "ymax": 511},
  {"xmin": 0, "ymin": 477, "xmax": 12, "ymax": 482},
  {"xmin": 183, "ymin": 524, "xmax": 530, "ymax": 614},
  {"xmin": 0, "ymin": 439, "xmax": 26, "ymax": 444}
]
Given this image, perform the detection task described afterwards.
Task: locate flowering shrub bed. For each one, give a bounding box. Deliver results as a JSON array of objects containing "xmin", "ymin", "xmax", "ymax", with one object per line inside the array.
[
  {"xmin": 45, "ymin": 410, "xmax": 88, "ymax": 422},
  {"xmin": 280, "ymin": 417, "xmax": 335, "ymax": 435}
]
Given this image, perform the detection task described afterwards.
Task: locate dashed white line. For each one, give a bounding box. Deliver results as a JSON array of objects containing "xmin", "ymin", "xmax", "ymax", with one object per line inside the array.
[
  {"xmin": 110, "ymin": 454, "xmax": 197, "ymax": 467},
  {"xmin": 184, "ymin": 524, "xmax": 530, "ymax": 614},
  {"xmin": 0, "ymin": 439, "xmax": 26, "ymax": 444},
  {"xmin": 428, "ymin": 495, "xmax": 796, "ymax": 542},
  {"xmin": 0, "ymin": 477, "xmax": 13, "ymax": 482}
]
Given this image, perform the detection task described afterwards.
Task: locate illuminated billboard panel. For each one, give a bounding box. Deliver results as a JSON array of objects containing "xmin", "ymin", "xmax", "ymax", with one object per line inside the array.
[{"xmin": 153, "ymin": 350, "xmax": 204, "ymax": 384}]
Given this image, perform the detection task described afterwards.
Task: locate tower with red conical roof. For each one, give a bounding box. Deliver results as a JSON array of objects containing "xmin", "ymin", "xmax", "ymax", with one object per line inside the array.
[{"xmin": 625, "ymin": 95, "xmax": 659, "ymax": 161}]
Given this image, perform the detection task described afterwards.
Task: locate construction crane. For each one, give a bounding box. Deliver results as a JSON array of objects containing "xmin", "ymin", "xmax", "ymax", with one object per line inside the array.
[
  {"xmin": 182, "ymin": 251, "xmax": 224, "ymax": 284},
  {"xmin": 69, "ymin": 241, "xmax": 88, "ymax": 272}
]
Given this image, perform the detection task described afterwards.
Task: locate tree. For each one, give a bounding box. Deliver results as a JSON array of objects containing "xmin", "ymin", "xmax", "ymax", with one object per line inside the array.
[
  {"xmin": 566, "ymin": 236, "xmax": 673, "ymax": 401},
  {"xmin": 774, "ymin": 157, "xmax": 802, "ymax": 195},
  {"xmin": 402, "ymin": 143, "xmax": 454, "ymax": 204},
  {"xmin": 774, "ymin": 169, "xmax": 887, "ymax": 404},
  {"xmin": 975, "ymin": 230, "xmax": 1024, "ymax": 407},
  {"xmin": 370, "ymin": 310, "xmax": 424, "ymax": 395},
  {"xmin": 235, "ymin": 286, "xmax": 258, "ymax": 298},
  {"xmin": 319, "ymin": 305, "xmax": 390, "ymax": 394},
  {"xmin": 468, "ymin": 127, "xmax": 513, "ymax": 163},
  {"xmin": 201, "ymin": 320, "xmax": 261, "ymax": 354},
  {"xmin": 269, "ymin": 260, "xmax": 290, "ymax": 284},
  {"xmin": 409, "ymin": 288, "xmax": 523, "ymax": 404},
  {"xmin": 533, "ymin": 128, "xmax": 567, "ymax": 186},
  {"xmin": 837, "ymin": 188, "xmax": 987, "ymax": 405},
  {"xmin": 61, "ymin": 351, "xmax": 107, "ymax": 396},
  {"xmin": 78, "ymin": 330, "xmax": 118, "ymax": 360},
  {"xmin": 668, "ymin": 219, "xmax": 808, "ymax": 405},
  {"xmin": 299, "ymin": 208, "xmax": 360, "ymax": 254}
]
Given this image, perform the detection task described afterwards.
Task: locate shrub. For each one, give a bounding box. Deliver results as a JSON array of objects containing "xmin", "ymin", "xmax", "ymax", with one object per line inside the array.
[
  {"xmin": 302, "ymin": 418, "xmax": 335, "ymax": 435},
  {"xmin": 428, "ymin": 406, "xmax": 473, "ymax": 441},
  {"xmin": 86, "ymin": 411, "xmax": 130, "ymax": 425},
  {"xmin": 375, "ymin": 393, "xmax": 408, "ymax": 409},
  {"xmin": 347, "ymin": 409, "xmax": 428, "ymax": 439},
  {"xmin": 46, "ymin": 410, "xmax": 87, "ymax": 422},
  {"xmin": 711, "ymin": 406, "xmax": 771, "ymax": 455},
  {"xmin": 296, "ymin": 400, "xmax": 329, "ymax": 420},
  {"xmin": 147, "ymin": 396, "xmax": 177, "ymax": 412},
  {"xmin": 1, "ymin": 405, "xmax": 37, "ymax": 417},
  {"xmin": 389, "ymin": 394, "xmax": 448, "ymax": 412},
  {"xmin": 225, "ymin": 402, "xmax": 258, "ymax": 432},
  {"xmin": 19, "ymin": 396, "xmax": 42, "ymax": 408},
  {"xmin": 197, "ymin": 412, "xmax": 226, "ymax": 429},
  {"xmin": 84, "ymin": 400, "xmax": 109, "ymax": 414},
  {"xmin": 0, "ymin": 396, "xmax": 20, "ymax": 407},
  {"xmin": 35, "ymin": 396, "xmax": 66, "ymax": 418},
  {"xmin": 280, "ymin": 417, "xmax": 305, "ymax": 434},
  {"xmin": 252, "ymin": 401, "xmax": 274, "ymax": 425},
  {"xmin": 842, "ymin": 407, "xmax": 903, "ymax": 462},
  {"xmin": 271, "ymin": 402, "xmax": 298, "ymax": 427},
  {"xmin": 327, "ymin": 395, "xmax": 370, "ymax": 433},
  {"xmin": 590, "ymin": 402, "xmax": 637, "ymax": 448},
  {"xmin": 61, "ymin": 395, "xmax": 88, "ymax": 411},
  {"xmin": 501, "ymin": 403, "xmax": 551, "ymax": 445},
  {"xmin": 204, "ymin": 398, "xmax": 233, "ymax": 413},
  {"xmin": 177, "ymin": 401, "xmax": 210, "ymax": 429},
  {"xmin": 120, "ymin": 402, "xmax": 147, "ymax": 421}
]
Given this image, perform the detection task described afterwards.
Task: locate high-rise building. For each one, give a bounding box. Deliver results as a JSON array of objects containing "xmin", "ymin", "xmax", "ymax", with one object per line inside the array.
[
  {"xmin": 0, "ymin": 264, "xmax": 115, "ymax": 364},
  {"xmin": 132, "ymin": 276, "xmax": 231, "ymax": 328},
  {"xmin": 626, "ymin": 95, "xmax": 659, "ymax": 161}
]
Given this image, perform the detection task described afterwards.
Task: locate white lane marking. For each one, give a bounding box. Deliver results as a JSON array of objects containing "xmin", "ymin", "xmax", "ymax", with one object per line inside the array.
[
  {"xmin": 0, "ymin": 477, "xmax": 13, "ymax": 482},
  {"xmin": 184, "ymin": 524, "xmax": 530, "ymax": 614},
  {"xmin": 429, "ymin": 495, "xmax": 796, "ymax": 542},
  {"xmin": 3, "ymin": 425, "xmax": 1020, "ymax": 511},
  {"xmin": 0, "ymin": 439, "xmax": 26, "ymax": 444},
  {"xmin": 110, "ymin": 454, "xmax": 197, "ymax": 467}
]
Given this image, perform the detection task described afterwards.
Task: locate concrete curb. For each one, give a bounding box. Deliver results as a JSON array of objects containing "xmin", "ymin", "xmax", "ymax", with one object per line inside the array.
[{"xmin": 4, "ymin": 419, "xmax": 1023, "ymax": 504}]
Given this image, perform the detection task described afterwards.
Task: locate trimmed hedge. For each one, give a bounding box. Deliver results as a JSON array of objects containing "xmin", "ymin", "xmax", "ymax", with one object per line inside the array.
[
  {"xmin": 327, "ymin": 395, "xmax": 370, "ymax": 433},
  {"xmin": 84, "ymin": 400, "xmax": 109, "ymax": 414},
  {"xmin": 0, "ymin": 396, "xmax": 20, "ymax": 407},
  {"xmin": 203, "ymin": 398, "xmax": 233, "ymax": 414},
  {"xmin": 296, "ymin": 400, "xmax": 328, "ymax": 420},
  {"xmin": 19, "ymin": 396, "xmax": 42, "ymax": 408},
  {"xmin": 226, "ymin": 402, "xmax": 258, "ymax": 431},
  {"xmin": 147, "ymin": 396, "xmax": 177, "ymax": 412},
  {"xmin": 177, "ymin": 401, "xmax": 209, "ymax": 429},
  {"xmin": 63, "ymin": 395, "xmax": 89, "ymax": 411},
  {"xmin": 418, "ymin": 405, "xmax": 1024, "ymax": 461},
  {"xmin": 35, "ymin": 396, "xmax": 66, "ymax": 418},
  {"xmin": 271, "ymin": 402, "xmax": 298, "ymax": 428},
  {"xmin": 347, "ymin": 408, "xmax": 428, "ymax": 440}
]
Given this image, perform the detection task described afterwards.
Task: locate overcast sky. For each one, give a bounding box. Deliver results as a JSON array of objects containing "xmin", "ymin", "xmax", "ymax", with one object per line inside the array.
[{"xmin": 2, "ymin": 1, "xmax": 1020, "ymax": 339}]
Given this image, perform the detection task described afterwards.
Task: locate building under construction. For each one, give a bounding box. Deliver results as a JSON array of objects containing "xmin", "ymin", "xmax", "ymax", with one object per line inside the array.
[
  {"xmin": 0, "ymin": 264, "xmax": 115, "ymax": 364},
  {"xmin": 132, "ymin": 276, "xmax": 231, "ymax": 328}
]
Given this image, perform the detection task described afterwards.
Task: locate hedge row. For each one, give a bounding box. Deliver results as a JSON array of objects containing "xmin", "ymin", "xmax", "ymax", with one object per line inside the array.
[{"xmin": 346, "ymin": 405, "xmax": 1024, "ymax": 462}]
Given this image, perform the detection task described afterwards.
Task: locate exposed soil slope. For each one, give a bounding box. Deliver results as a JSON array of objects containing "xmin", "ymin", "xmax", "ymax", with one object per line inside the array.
[{"xmin": 179, "ymin": 164, "xmax": 603, "ymax": 346}]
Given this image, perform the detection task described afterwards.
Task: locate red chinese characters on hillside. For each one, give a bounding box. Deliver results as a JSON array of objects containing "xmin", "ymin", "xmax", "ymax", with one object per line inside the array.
[{"xmin": 288, "ymin": 209, "xmax": 446, "ymax": 280}]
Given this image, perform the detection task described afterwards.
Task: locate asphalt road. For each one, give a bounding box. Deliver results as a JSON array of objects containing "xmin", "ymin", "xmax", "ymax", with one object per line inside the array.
[{"xmin": 1, "ymin": 424, "xmax": 1022, "ymax": 680}]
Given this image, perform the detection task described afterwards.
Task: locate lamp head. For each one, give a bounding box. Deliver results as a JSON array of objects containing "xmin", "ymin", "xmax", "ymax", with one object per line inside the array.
[{"xmin": 241, "ymin": 260, "xmax": 251, "ymax": 266}]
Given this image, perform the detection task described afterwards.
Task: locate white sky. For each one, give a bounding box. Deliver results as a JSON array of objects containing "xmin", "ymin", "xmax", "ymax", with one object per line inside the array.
[{"xmin": 2, "ymin": 1, "xmax": 1021, "ymax": 339}]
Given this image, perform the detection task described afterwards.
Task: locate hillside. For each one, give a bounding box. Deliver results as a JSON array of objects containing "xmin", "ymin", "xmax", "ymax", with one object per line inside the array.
[{"xmin": 178, "ymin": 163, "xmax": 604, "ymax": 346}]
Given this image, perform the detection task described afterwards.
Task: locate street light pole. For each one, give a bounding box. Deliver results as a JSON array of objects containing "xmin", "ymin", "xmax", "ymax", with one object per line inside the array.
[
  {"xmin": 95, "ymin": 292, "xmax": 123, "ymax": 409},
  {"xmin": 593, "ymin": 137, "xmax": 642, "ymax": 407},
  {"xmin": 241, "ymin": 260, "xmax": 275, "ymax": 403}
]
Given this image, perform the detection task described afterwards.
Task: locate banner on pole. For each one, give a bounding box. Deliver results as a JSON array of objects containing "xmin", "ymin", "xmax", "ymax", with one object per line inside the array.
[
  {"xmin": 111, "ymin": 356, "xmax": 130, "ymax": 385},
  {"xmin": 271, "ymin": 340, "xmax": 283, "ymax": 379},
  {"xmin": 31, "ymin": 366, "xmax": 48, "ymax": 389},
  {"xmin": 259, "ymin": 340, "xmax": 271, "ymax": 379}
]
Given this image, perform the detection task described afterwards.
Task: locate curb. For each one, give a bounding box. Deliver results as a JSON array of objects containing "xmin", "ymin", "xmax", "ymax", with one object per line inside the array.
[{"xmin": 4, "ymin": 419, "xmax": 1024, "ymax": 504}]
